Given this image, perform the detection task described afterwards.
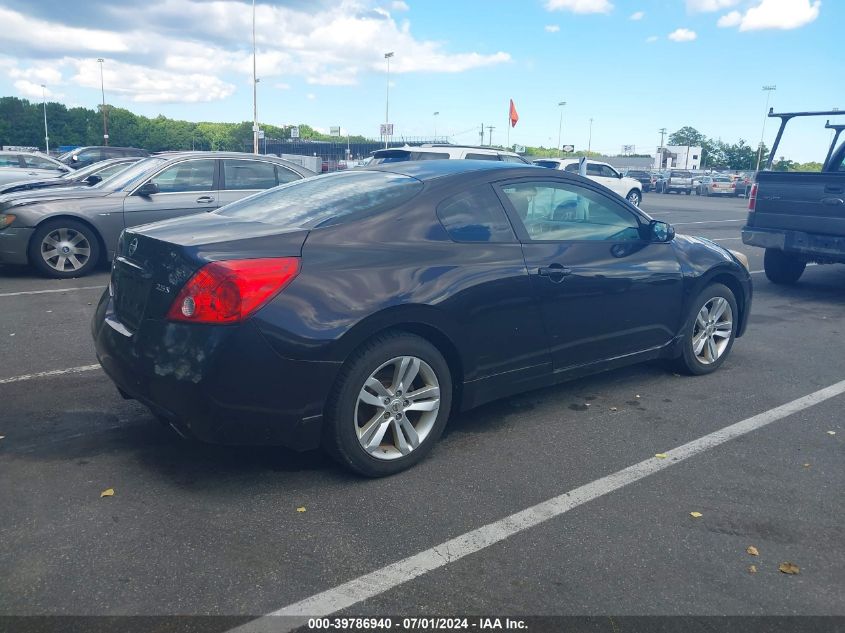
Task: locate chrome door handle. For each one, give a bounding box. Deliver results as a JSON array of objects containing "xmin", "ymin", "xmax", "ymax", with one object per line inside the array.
[
  {"xmin": 538, "ymin": 264, "xmax": 572, "ymax": 282},
  {"xmin": 196, "ymin": 196, "xmax": 214, "ymax": 204}
]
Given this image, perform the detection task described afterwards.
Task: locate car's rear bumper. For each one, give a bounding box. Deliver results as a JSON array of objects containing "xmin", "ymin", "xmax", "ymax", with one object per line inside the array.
[
  {"xmin": 742, "ymin": 226, "xmax": 845, "ymax": 263},
  {"xmin": 0, "ymin": 227, "xmax": 33, "ymax": 265},
  {"xmin": 92, "ymin": 291, "xmax": 341, "ymax": 450}
]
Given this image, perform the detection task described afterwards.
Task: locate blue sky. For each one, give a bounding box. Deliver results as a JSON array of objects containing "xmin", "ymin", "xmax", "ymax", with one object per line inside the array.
[{"xmin": 0, "ymin": 0, "xmax": 840, "ymax": 161}]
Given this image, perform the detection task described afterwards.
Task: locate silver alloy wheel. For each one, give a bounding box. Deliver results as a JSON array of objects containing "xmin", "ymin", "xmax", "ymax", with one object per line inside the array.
[
  {"xmin": 692, "ymin": 296, "xmax": 733, "ymax": 365},
  {"xmin": 39, "ymin": 227, "xmax": 91, "ymax": 272},
  {"xmin": 355, "ymin": 355, "xmax": 441, "ymax": 460},
  {"xmin": 627, "ymin": 190, "xmax": 641, "ymax": 206}
]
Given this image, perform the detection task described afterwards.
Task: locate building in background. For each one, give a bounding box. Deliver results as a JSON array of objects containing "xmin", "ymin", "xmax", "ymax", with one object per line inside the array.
[{"xmin": 654, "ymin": 145, "xmax": 702, "ymax": 170}]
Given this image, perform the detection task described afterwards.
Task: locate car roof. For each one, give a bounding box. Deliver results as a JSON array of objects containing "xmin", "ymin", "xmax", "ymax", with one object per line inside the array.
[{"xmin": 364, "ymin": 159, "xmax": 542, "ymax": 181}]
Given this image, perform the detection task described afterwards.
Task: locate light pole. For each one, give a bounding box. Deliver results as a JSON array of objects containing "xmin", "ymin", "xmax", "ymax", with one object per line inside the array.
[
  {"xmin": 40, "ymin": 84, "xmax": 49, "ymax": 154},
  {"xmin": 587, "ymin": 117, "xmax": 593, "ymax": 154},
  {"xmin": 433, "ymin": 111, "xmax": 439, "ymax": 141},
  {"xmin": 384, "ymin": 52, "xmax": 394, "ymax": 148},
  {"xmin": 97, "ymin": 58, "xmax": 108, "ymax": 146},
  {"xmin": 252, "ymin": 0, "xmax": 259, "ymax": 154},
  {"xmin": 755, "ymin": 85, "xmax": 776, "ymax": 171},
  {"xmin": 556, "ymin": 101, "xmax": 566, "ymax": 156}
]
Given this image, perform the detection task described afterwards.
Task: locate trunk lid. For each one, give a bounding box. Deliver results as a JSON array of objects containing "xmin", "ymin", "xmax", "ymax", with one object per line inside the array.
[{"xmin": 111, "ymin": 213, "xmax": 310, "ymax": 330}]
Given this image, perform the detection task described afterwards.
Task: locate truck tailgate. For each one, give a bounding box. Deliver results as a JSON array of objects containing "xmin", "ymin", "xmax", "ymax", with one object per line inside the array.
[{"xmin": 750, "ymin": 171, "xmax": 845, "ymax": 237}]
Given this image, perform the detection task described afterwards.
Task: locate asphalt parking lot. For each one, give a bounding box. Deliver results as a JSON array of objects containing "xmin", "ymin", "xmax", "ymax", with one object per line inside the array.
[{"xmin": 1, "ymin": 192, "xmax": 844, "ymax": 628}]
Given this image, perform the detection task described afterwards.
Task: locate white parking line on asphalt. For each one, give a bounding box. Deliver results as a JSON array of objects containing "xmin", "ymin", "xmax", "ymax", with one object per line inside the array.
[
  {"xmin": 230, "ymin": 378, "xmax": 845, "ymax": 633},
  {"xmin": 672, "ymin": 219, "xmax": 745, "ymax": 226},
  {"xmin": 0, "ymin": 285, "xmax": 106, "ymax": 298},
  {"xmin": 0, "ymin": 364, "xmax": 101, "ymax": 385},
  {"xmin": 712, "ymin": 237, "xmax": 743, "ymax": 241}
]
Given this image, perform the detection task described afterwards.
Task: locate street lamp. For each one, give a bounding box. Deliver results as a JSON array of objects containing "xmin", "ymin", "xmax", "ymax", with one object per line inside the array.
[
  {"xmin": 40, "ymin": 84, "xmax": 49, "ymax": 154},
  {"xmin": 556, "ymin": 101, "xmax": 566, "ymax": 156},
  {"xmin": 97, "ymin": 58, "xmax": 108, "ymax": 146},
  {"xmin": 384, "ymin": 51, "xmax": 394, "ymax": 148},
  {"xmin": 587, "ymin": 117, "xmax": 594, "ymax": 154},
  {"xmin": 252, "ymin": 0, "xmax": 259, "ymax": 155},
  {"xmin": 755, "ymin": 85, "xmax": 776, "ymax": 171},
  {"xmin": 433, "ymin": 111, "xmax": 439, "ymax": 141}
]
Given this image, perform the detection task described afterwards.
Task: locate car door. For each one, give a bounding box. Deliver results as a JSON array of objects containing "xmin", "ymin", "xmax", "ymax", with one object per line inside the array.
[
  {"xmin": 122, "ymin": 158, "xmax": 219, "ymax": 228},
  {"xmin": 587, "ymin": 162, "xmax": 625, "ymax": 197},
  {"xmin": 497, "ymin": 177, "xmax": 684, "ymax": 371},
  {"xmin": 216, "ymin": 158, "xmax": 299, "ymax": 207}
]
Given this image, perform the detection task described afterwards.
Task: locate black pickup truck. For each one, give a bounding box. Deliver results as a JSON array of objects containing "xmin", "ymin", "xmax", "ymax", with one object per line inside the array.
[{"xmin": 742, "ymin": 109, "xmax": 845, "ymax": 284}]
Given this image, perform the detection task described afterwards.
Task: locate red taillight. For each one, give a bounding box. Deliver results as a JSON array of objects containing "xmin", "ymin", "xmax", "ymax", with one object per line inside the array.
[
  {"xmin": 748, "ymin": 183, "xmax": 758, "ymax": 212},
  {"xmin": 731, "ymin": 182, "xmax": 736, "ymax": 188},
  {"xmin": 166, "ymin": 258, "xmax": 300, "ymax": 324},
  {"xmin": 712, "ymin": 183, "xmax": 718, "ymax": 188}
]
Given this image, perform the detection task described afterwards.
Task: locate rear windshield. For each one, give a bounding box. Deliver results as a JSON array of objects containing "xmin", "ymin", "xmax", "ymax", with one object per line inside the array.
[
  {"xmin": 713, "ymin": 177, "xmax": 731, "ymax": 182},
  {"xmin": 670, "ymin": 171, "xmax": 692, "ymax": 177},
  {"xmin": 215, "ymin": 171, "xmax": 424, "ymax": 228},
  {"xmin": 370, "ymin": 150, "xmax": 449, "ymax": 164}
]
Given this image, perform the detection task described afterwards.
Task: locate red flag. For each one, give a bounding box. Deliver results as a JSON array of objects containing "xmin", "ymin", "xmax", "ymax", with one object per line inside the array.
[{"xmin": 509, "ymin": 99, "xmax": 519, "ymax": 128}]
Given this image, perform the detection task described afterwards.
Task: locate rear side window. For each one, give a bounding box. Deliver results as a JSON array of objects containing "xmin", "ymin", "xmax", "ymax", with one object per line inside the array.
[
  {"xmin": 0, "ymin": 155, "xmax": 21, "ymax": 167},
  {"xmin": 436, "ymin": 185, "xmax": 516, "ymax": 243},
  {"xmin": 216, "ymin": 171, "xmax": 423, "ymax": 228},
  {"xmin": 465, "ymin": 153, "xmax": 499, "ymax": 161},
  {"xmin": 223, "ymin": 159, "xmax": 278, "ymax": 190}
]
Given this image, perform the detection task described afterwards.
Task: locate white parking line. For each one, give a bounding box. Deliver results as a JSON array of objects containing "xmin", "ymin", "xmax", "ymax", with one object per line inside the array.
[
  {"xmin": 230, "ymin": 379, "xmax": 845, "ymax": 633},
  {"xmin": 0, "ymin": 285, "xmax": 106, "ymax": 298},
  {"xmin": 0, "ymin": 364, "xmax": 101, "ymax": 385},
  {"xmin": 672, "ymin": 219, "xmax": 745, "ymax": 226},
  {"xmin": 712, "ymin": 237, "xmax": 743, "ymax": 241}
]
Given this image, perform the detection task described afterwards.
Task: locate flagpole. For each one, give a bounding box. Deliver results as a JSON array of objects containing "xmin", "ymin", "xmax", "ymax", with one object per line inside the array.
[{"xmin": 507, "ymin": 100, "xmax": 510, "ymax": 148}]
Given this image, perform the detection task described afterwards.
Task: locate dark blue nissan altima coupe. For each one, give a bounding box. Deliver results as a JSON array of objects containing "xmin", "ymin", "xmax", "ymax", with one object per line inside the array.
[{"xmin": 93, "ymin": 160, "xmax": 752, "ymax": 476}]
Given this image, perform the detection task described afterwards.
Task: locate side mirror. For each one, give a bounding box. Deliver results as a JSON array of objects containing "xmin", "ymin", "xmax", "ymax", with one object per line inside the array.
[
  {"xmin": 71, "ymin": 155, "xmax": 79, "ymax": 162},
  {"xmin": 136, "ymin": 182, "xmax": 159, "ymax": 197},
  {"xmin": 84, "ymin": 175, "xmax": 102, "ymax": 186},
  {"xmin": 650, "ymin": 220, "xmax": 675, "ymax": 243}
]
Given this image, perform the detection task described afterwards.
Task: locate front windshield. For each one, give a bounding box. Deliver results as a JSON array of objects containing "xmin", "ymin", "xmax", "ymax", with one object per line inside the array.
[
  {"xmin": 64, "ymin": 160, "xmax": 112, "ymax": 180},
  {"xmin": 95, "ymin": 157, "xmax": 166, "ymax": 191}
]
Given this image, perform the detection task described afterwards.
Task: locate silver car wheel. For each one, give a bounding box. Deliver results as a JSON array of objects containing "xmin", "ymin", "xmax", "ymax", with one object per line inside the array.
[
  {"xmin": 692, "ymin": 297, "xmax": 733, "ymax": 365},
  {"xmin": 39, "ymin": 227, "xmax": 91, "ymax": 272},
  {"xmin": 355, "ymin": 355, "xmax": 441, "ymax": 461},
  {"xmin": 626, "ymin": 190, "xmax": 641, "ymax": 206}
]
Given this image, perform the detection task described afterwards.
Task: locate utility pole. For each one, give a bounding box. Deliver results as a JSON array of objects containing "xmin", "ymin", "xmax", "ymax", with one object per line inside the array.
[
  {"xmin": 433, "ymin": 111, "xmax": 439, "ymax": 141},
  {"xmin": 756, "ymin": 85, "xmax": 776, "ymax": 171},
  {"xmin": 40, "ymin": 84, "xmax": 49, "ymax": 153},
  {"xmin": 658, "ymin": 127, "xmax": 667, "ymax": 169},
  {"xmin": 480, "ymin": 122, "xmax": 484, "ymax": 146},
  {"xmin": 384, "ymin": 52, "xmax": 394, "ymax": 149},
  {"xmin": 587, "ymin": 118, "xmax": 594, "ymax": 154},
  {"xmin": 252, "ymin": 0, "xmax": 259, "ymax": 154},
  {"xmin": 486, "ymin": 125, "xmax": 495, "ymax": 147},
  {"xmin": 557, "ymin": 101, "xmax": 566, "ymax": 157},
  {"xmin": 97, "ymin": 58, "xmax": 108, "ymax": 146}
]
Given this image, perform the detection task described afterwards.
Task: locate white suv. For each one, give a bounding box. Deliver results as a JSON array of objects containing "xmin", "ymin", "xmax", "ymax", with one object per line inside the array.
[
  {"xmin": 532, "ymin": 158, "xmax": 643, "ymax": 206},
  {"xmin": 370, "ymin": 144, "xmax": 530, "ymax": 164}
]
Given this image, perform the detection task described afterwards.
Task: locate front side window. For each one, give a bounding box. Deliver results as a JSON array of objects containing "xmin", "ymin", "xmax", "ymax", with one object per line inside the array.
[
  {"xmin": 564, "ymin": 163, "xmax": 580, "ymax": 173},
  {"xmin": 501, "ymin": 181, "xmax": 641, "ymax": 242},
  {"xmin": 436, "ymin": 185, "xmax": 516, "ymax": 243},
  {"xmin": 500, "ymin": 154, "xmax": 528, "ymax": 164},
  {"xmin": 149, "ymin": 159, "xmax": 215, "ymax": 193},
  {"xmin": 0, "ymin": 155, "xmax": 21, "ymax": 167},
  {"xmin": 223, "ymin": 159, "xmax": 278, "ymax": 190}
]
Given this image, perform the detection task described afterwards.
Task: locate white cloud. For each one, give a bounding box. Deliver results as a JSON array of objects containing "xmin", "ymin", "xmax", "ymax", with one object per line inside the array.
[
  {"xmin": 391, "ymin": 1, "xmax": 410, "ymax": 10},
  {"xmin": 307, "ymin": 93, "xmax": 316, "ymax": 100},
  {"xmin": 646, "ymin": 35, "xmax": 659, "ymax": 42},
  {"xmin": 544, "ymin": 24, "xmax": 561, "ymax": 32},
  {"xmin": 13, "ymin": 79, "xmax": 61, "ymax": 100},
  {"xmin": 630, "ymin": 11, "xmax": 645, "ymax": 20},
  {"xmin": 739, "ymin": 0, "xmax": 821, "ymax": 31},
  {"xmin": 67, "ymin": 58, "xmax": 235, "ymax": 103},
  {"xmin": 275, "ymin": 82, "xmax": 291, "ymax": 90},
  {"xmin": 9, "ymin": 65, "xmax": 63, "ymax": 86},
  {"xmin": 668, "ymin": 28, "xmax": 698, "ymax": 41},
  {"xmin": 0, "ymin": 1, "xmax": 511, "ymax": 104},
  {"xmin": 686, "ymin": 0, "xmax": 740, "ymax": 12},
  {"xmin": 717, "ymin": 10, "xmax": 742, "ymax": 27},
  {"xmin": 545, "ymin": 0, "xmax": 613, "ymax": 14},
  {"xmin": 0, "ymin": 7, "xmax": 129, "ymax": 53}
]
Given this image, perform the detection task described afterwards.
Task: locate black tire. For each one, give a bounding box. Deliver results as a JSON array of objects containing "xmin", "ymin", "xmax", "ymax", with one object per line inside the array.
[
  {"xmin": 675, "ymin": 283, "xmax": 738, "ymax": 376},
  {"xmin": 323, "ymin": 332, "xmax": 452, "ymax": 477},
  {"xmin": 764, "ymin": 249, "xmax": 806, "ymax": 285},
  {"xmin": 626, "ymin": 189, "xmax": 642, "ymax": 206},
  {"xmin": 28, "ymin": 219, "xmax": 101, "ymax": 279}
]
